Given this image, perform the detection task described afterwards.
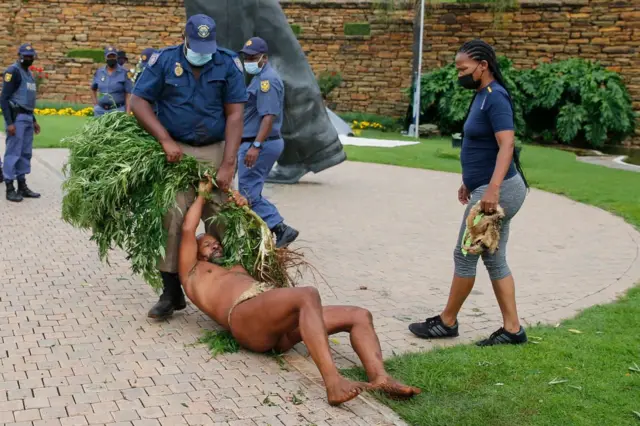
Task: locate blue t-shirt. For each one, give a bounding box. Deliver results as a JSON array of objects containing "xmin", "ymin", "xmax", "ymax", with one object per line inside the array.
[
  {"xmin": 242, "ymin": 63, "xmax": 284, "ymax": 139},
  {"xmin": 132, "ymin": 45, "xmax": 248, "ymax": 146},
  {"xmin": 460, "ymin": 81, "xmax": 517, "ymax": 192}
]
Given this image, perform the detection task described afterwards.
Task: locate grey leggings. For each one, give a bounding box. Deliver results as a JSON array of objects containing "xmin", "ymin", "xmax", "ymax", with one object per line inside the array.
[{"xmin": 454, "ymin": 174, "xmax": 527, "ymax": 281}]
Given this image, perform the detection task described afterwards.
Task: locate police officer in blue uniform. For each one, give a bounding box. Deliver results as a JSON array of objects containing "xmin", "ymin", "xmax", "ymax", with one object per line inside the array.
[
  {"xmin": 0, "ymin": 43, "xmax": 41, "ymax": 202},
  {"xmin": 131, "ymin": 14, "xmax": 247, "ymax": 320},
  {"xmin": 91, "ymin": 46, "xmax": 132, "ymax": 116},
  {"xmin": 131, "ymin": 48, "xmax": 156, "ymax": 84},
  {"xmin": 238, "ymin": 37, "xmax": 298, "ymax": 248}
]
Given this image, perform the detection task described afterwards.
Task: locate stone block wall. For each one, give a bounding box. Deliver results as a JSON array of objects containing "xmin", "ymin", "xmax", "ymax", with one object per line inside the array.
[{"xmin": 0, "ymin": 0, "xmax": 638, "ymax": 139}]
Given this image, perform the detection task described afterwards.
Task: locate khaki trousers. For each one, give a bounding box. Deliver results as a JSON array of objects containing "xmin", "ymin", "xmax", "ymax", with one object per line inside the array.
[{"xmin": 158, "ymin": 141, "xmax": 235, "ymax": 273}]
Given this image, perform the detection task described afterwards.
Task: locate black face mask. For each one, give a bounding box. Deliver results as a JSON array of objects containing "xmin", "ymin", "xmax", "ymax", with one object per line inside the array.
[
  {"xmin": 458, "ymin": 64, "xmax": 483, "ymax": 90},
  {"xmin": 21, "ymin": 58, "xmax": 34, "ymax": 68},
  {"xmin": 106, "ymin": 59, "xmax": 118, "ymax": 68}
]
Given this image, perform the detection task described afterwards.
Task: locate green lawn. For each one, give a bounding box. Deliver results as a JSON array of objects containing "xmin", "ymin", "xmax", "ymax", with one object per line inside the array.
[
  {"xmin": 345, "ymin": 287, "xmax": 640, "ymax": 426},
  {"xmin": 348, "ymin": 130, "xmax": 640, "ymax": 229},
  {"xmin": 34, "ymin": 115, "xmax": 88, "ymax": 148}
]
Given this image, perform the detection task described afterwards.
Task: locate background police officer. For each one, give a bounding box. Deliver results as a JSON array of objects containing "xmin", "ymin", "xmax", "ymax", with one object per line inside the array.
[
  {"xmin": 0, "ymin": 43, "xmax": 41, "ymax": 202},
  {"xmin": 238, "ymin": 37, "xmax": 298, "ymax": 248},
  {"xmin": 130, "ymin": 14, "xmax": 247, "ymax": 320},
  {"xmin": 91, "ymin": 46, "xmax": 132, "ymax": 116},
  {"xmin": 117, "ymin": 50, "xmax": 129, "ymax": 67},
  {"xmin": 131, "ymin": 48, "xmax": 156, "ymax": 84}
]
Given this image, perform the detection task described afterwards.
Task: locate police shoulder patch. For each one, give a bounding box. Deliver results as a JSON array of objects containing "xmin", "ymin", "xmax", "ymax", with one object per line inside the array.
[
  {"xmin": 260, "ymin": 80, "xmax": 270, "ymax": 93},
  {"xmin": 148, "ymin": 52, "xmax": 160, "ymax": 67},
  {"xmin": 4, "ymin": 72, "xmax": 12, "ymax": 83},
  {"xmin": 233, "ymin": 57, "xmax": 243, "ymax": 73}
]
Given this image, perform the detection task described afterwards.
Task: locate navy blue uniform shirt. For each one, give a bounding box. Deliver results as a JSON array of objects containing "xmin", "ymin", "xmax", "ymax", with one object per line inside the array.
[
  {"xmin": 91, "ymin": 65, "xmax": 132, "ymax": 107},
  {"xmin": 1, "ymin": 64, "xmax": 37, "ymax": 126},
  {"xmin": 460, "ymin": 81, "xmax": 517, "ymax": 192},
  {"xmin": 242, "ymin": 63, "xmax": 284, "ymax": 139},
  {"xmin": 133, "ymin": 45, "xmax": 247, "ymax": 146}
]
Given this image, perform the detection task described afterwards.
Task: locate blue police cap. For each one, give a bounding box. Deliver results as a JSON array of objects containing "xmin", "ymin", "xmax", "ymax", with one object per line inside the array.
[
  {"xmin": 239, "ymin": 37, "xmax": 268, "ymax": 56},
  {"xmin": 185, "ymin": 14, "xmax": 217, "ymax": 54},
  {"xmin": 18, "ymin": 43, "xmax": 36, "ymax": 57},
  {"xmin": 140, "ymin": 48, "xmax": 155, "ymax": 64},
  {"xmin": 104, "ymin": 46, "xmax": 117, "ymax": 57}
]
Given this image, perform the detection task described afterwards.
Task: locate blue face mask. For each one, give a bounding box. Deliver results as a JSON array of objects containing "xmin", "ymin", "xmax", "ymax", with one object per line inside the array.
[
  {"xmin": 184, "ymin": 43, "xmax": 212, "ymax": 67},
  {"xmin": 244, "ymin": 57, "xmax": 263, "ymax": 75}
]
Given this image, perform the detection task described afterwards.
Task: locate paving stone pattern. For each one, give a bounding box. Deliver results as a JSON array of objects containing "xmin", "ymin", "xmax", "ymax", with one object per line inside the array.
[{"xmin": 0, "ymin": 147, "xmax": 638, "ymax": 426}]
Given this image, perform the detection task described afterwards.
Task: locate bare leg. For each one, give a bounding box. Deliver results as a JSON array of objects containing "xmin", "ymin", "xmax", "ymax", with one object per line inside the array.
[
  {"xmin": 276, "ymin": 306, "xmax": 420, "ymax": 398},
  {"xmin": 491, "ymin": 275, "xmax": 521, "ymax": 333},
  {"xmin": 440, "ymin": 275, "xmax": 476, "ymax": 327},
  {"xmin": 230, "ymin": 287, "xmax": 370, "ymax": 405}
]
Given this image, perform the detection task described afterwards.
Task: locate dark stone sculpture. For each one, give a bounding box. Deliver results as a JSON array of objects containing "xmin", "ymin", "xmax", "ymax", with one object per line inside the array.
[{"xmin": 184, "ymin": 0, "xmax": 347, "ymax": 184}]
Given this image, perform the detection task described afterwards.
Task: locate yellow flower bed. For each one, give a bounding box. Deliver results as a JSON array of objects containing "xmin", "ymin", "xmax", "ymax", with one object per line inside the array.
[
  {"xmin": 351, "ymin": 120, "xmax": 385, "ymax": 131},
  {"xmin": 34, "ymin": 107, "xmax": 94, "ymax": 117}
]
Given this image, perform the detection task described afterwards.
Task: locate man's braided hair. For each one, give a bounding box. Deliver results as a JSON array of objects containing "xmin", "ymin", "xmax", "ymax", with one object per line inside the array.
[{"xmin": 458, "ymin": 39, "xmax": 529, "ymax": 189}]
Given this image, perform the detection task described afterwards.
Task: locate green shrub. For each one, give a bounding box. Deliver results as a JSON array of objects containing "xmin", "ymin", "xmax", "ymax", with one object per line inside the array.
[
  {"xmin": 410, "ymin": 57, "xmax": 636, "ymax": 148},
  {"xmin": 518, "ymin": 58, "xmax": 636, "ymax": 148},
  {"xmin": 338, "ymin": 112, "xmax": 402, "ymax": 132},
  {"xmin": 67, "ymin": 49, "xmax": 104, "ymax": 63},
  {"xmin": 290, "ymin": 24, "xmax": 301, "ymax": 36},
  {"xmin": 344, "ymin": 23, "xmax": 371, "ymax": 36},
  {"xmin": 408, "ymin": 56, "xmax": 525, "ymax": 136},
  {"xmin": 316, "ymin": 71, "xmax": 343, "ymax": 99}
]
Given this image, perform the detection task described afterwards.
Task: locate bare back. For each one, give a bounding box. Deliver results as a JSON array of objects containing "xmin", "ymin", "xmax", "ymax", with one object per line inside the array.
[{"xmin": 182, "ymin": 262, "xmax": 256, "ymax": 329}]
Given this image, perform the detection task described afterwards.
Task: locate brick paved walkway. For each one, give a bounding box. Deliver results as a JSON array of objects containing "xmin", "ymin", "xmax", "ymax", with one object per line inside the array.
[{"xmin": 0, "ymin": 146, "xmax": 638, "ymax": 426}]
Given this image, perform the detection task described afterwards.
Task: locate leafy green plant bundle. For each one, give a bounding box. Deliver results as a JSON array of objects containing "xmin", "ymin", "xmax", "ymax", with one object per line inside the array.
[{"xmin": 61, "ymin": 112, "xmax": 302, "ymax": 291}]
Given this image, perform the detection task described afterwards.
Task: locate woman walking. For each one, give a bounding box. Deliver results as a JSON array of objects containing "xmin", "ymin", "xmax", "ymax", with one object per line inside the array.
[{"xmin": 409, "ymin": 40, "xmax": 529, "ymax": 347}]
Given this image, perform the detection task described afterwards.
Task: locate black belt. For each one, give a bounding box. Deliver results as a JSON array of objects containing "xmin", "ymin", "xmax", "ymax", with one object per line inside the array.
[
  {"xmin": 15, "ymin": 107, "xmax": 33, "ymax": 115},
  {"xmin": 100, "ymin": 103, "xmax": 125, "ymax": 110},
  {"xmin": 241, "ymin": 135, "xmax": 281, "ymax": 143}
]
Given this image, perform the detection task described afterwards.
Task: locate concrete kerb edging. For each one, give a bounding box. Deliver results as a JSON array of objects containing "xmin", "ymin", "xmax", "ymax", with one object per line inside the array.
[{"xmin": 613, "ymin": 155, "xmax": 640, "ymax": 171}]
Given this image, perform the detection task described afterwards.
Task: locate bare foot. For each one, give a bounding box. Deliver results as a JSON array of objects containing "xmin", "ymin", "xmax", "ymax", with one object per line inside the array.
[
  {"xmin": 371, "ymin": 376, "xmax": 421, "ymax": 399},
  {"xmin": 326, "ymin": 376, "xmax": 370, "ymax": 406}
]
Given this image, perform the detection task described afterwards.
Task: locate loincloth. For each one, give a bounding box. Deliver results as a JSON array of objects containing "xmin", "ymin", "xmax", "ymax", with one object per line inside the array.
[{"xmin": 227, "ymin": 282, "xmax": 273, "ymax": 327}]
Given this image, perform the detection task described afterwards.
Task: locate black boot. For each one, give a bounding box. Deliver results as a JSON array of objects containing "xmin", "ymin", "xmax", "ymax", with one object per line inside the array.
[
  {"xmin": 17, "ymin": 179, "xmax": 40, "ymax": 198},
  {"xmin": 148, "ymin": 272, "xmax": 187, "ymax": 319},
  {"xmin": 0, "ymin": 165, "xmax": 4, "ymax": 183},
  {"xmin": 272, "ymin": 222, "xmax": 299, "ymax": 248},
  {"xmin": 6, "ymin": 181, "xmax": 23, "ymax": 203}
]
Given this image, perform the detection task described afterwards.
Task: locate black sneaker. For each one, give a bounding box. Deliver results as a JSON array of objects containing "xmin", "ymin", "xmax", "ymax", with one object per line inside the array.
[
  {"xmin": 476, "ymin": 327, "xmax": 528, "ymax": 347},
  {"xmin": 408, "ymin": 315, "xmax": 459, "ymax": 339}
]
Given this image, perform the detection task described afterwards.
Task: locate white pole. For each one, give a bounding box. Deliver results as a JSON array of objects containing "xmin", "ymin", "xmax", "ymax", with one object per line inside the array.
[{"xmin": 411, "ymin": 0, "xmax": 425, "ymax": 139}]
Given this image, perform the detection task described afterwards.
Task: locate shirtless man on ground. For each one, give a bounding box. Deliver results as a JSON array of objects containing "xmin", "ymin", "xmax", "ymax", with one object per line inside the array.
[{"xmin": 178, "ymin": 178, "xmax": 421, "ymax": 406}]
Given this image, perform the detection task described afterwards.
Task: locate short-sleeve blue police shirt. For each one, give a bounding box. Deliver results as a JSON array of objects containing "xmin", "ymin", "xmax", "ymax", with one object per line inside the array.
[
  {"xmin": 460, "ymin": 81, "xmax": 517, "ymax": 192},
  {"xmin": 242, "ymin": 63, "xmax": 284, "ymax": 139},
  {"xmin": 132, "ymin": 45, "xmax": 248, "ymax": 146},
  {"xmin": 91, "ymin": 65, "xmax": 132, "ymax": 107}
]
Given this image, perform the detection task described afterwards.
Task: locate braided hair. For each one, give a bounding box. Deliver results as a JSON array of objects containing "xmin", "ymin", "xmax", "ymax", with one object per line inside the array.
[{"xmin": 458, "ymin": 39, "xmax": 529, "ymax": 189}]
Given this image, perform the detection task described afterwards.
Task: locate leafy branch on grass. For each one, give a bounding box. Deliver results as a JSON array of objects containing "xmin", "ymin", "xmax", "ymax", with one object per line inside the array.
[{"xmin": 197, "ymin": 329, "xmax": 240, "ymax": 357}]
